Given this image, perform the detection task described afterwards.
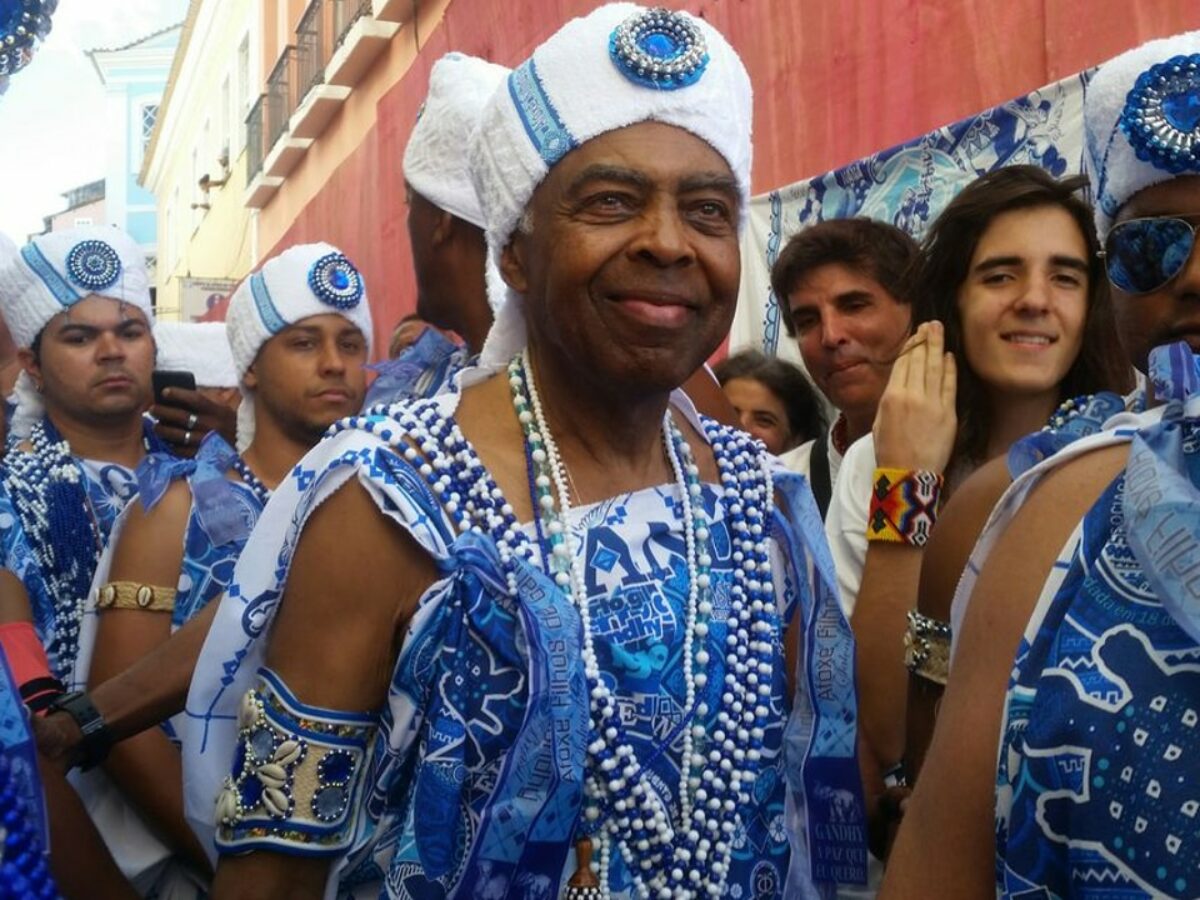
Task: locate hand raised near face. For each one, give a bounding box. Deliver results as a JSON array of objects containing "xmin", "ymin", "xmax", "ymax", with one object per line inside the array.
[{"xmin": 872, "ymin": 321, "xmax": 957, "ymax": 473}]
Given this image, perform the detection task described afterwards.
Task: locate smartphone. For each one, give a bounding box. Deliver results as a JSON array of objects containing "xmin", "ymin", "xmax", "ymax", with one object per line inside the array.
[{"xmin": 152, "ymin": 369, "xmax": 197, "ymax": 405}]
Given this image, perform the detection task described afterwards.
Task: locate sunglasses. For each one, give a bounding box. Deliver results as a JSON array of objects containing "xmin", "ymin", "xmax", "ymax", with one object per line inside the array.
[{"xmin": 1102, "ymin": 216, "xmax": 1199, "ymax": 294}]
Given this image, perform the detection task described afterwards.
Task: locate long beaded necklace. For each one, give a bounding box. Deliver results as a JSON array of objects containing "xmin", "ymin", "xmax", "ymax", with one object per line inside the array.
[
  {"xmin": 326, "ymin": 357, "xmax": 781, "ymax": 899},
  {"xmin": 2, "ymin": 417, "xmax": 166, "ymax": 678},
  {"xmin": 513, "ymin": 349, "xmax": 778, "ymax": 900}
]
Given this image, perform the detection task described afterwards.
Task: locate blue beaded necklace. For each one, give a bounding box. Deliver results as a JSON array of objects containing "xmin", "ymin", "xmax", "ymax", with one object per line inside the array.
[{"xmin": 2, "ymin": 416, "xmax": 165, "ymax": 677}]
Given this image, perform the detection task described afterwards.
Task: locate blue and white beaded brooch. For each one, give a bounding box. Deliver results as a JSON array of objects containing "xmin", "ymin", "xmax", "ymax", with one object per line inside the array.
[
  {"xmin": 65, "ymin": 239, "xmax": 122, "ymax": 292},
  {"xmin": 0, "ymin": 0, "xmax": 56, "ymax": 89},
  {"xmin": 1120, "ymin": 53, "xmax": 1200, "ymax": 174},
  {"xmin": 307, "ymin": 252, "xmax": 364, "ymax": 310},
  {"xmin": 609, "ymin": 7, "xmax": 709, "ymax": 91}
]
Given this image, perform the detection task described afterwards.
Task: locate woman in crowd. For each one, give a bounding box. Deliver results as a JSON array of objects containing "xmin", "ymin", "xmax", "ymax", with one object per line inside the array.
[
  {"xmin": 825, "ymin": 165, "xmax": 1132, "ymax": 847},
  {"xmin": 714, "ymin": 348, "xmax": 827, "ymax": 455}
]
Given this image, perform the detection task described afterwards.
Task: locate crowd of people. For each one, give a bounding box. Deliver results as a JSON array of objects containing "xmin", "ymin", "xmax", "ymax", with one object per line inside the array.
[{"xmin": 0, "ymin": 5, "xmax": 1197, "ymax": 899}]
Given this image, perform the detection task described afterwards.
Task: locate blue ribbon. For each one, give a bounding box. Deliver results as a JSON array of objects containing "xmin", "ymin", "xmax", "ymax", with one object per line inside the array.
[
  {"xmin": 774, "ymin": 472, "xmax": 868, "ymax": 890},
  {"xmin": 1123, "ymin": 343, "xmax": 1200, "ymax": 647},
  {"xmin": 364, "ymin": 329, "xmax": 471, "ymax": 407},
  {"xmin": 135, "ymin": 432, "xmax": 254, "ymax": 547},
  {"xmin": 451, "ymin": 537, "xmax": 587, "ymax": 899}
]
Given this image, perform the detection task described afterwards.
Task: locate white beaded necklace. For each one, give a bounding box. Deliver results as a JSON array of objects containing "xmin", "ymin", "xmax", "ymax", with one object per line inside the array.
[
  {"xmin": 513, "ymin": 350, "xmax": 775, "ymax": 900},
  {"xmin": 333, "ymin": 363, "xmax": 782, "ymax": 899}
]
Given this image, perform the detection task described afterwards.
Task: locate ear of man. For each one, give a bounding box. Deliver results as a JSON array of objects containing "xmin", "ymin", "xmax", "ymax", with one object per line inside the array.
[
  {"xmin": 499, "ymin": 236, "xmax": 529, "ymax": 295},
  {"xmin": 17, "ymin": 348, "xmax": 40, "ymax": 388}
]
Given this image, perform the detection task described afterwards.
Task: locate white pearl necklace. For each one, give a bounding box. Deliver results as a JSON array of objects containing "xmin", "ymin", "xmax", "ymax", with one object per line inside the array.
[
  {"xmin": 513, "ymin": 350, "xmax": 778, "ymax": 899},
  {"xmin": 332, "ymin": 365, "xmax": 782, "ymax": 899}
]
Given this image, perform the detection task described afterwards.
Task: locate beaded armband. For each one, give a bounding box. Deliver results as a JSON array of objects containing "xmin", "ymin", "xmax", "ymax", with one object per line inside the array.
[
  {"xmin": 903, "ymin": 610, "xmax": 951, "ymax": 686},
  {"xmin": 867, "ymin": 467, "xmax": 944, "ymax": 547},
  {"xmin": 97, "ymin": 582, "xmax": 177, "ymax": 613},
  {"xmin": 214, "ymin": 667, "xmax": 376, "ymax": 858}
]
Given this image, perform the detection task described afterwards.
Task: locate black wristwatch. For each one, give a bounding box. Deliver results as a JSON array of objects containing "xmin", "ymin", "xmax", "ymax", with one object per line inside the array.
[{"xmin": 47, "ymin": 691, "xmax": 112, "ymax": 771}]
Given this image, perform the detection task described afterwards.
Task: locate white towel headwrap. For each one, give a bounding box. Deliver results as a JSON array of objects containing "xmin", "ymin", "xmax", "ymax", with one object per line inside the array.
[
  {"xmin": 404, "ymin": 52, "xmax": 510, "ymax": 231},
  {"xmin": 153, "ymin": 321, "xmax": 239, "ymax": 389},
  {"xmin": 0, "ymin": 225, "xmax": 154, "ymax": 439},
  {"xmin": 469, "ymin": 3, "xmax": 753, "ymax": 367},
  {"xmin": 225, "ymin": 242, "xmax": 374, "ymax": 451},
  {"xmin": 1085, "ymin": 31, "xmax": 1200, "ymax": 239}
]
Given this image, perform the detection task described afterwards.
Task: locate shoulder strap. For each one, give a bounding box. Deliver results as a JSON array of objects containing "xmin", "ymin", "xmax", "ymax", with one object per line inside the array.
[{"xmin": 809, "ymin": 427, "xmax": 833, "ymax": 520}]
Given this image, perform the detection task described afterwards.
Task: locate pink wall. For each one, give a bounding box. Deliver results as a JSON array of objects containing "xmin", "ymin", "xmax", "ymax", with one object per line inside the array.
[{"xmin": 267, "ymin": 0, "xmax": 1200, "ymax": 355}]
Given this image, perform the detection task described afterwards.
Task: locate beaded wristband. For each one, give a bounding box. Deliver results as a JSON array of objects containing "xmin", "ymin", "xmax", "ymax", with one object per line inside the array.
[
  {"xmin": 866, "ymin": 467, "xmax": 944, "ymax": 547},
  {"xmin": 215, "ymin": 667, "xmax": 375, "ymax": 858},
  {"xmin": 903, "ymin": 610, "xmax": 951, "ymax": 686}
]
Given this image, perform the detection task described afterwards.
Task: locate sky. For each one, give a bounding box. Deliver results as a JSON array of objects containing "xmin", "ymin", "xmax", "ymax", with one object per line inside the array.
[{"xmin": 0, "ymin": 0, "xmax": 189, "ymax": 241}]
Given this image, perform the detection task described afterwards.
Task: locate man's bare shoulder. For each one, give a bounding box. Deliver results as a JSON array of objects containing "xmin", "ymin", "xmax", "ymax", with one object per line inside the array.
[
  {"xmin": 1002, "ymin": 442, "xmax": 1130, "ymax": 543},
  {"xmin": 112, "ymin": 480, "xmax": 192, "ymax": 570}
]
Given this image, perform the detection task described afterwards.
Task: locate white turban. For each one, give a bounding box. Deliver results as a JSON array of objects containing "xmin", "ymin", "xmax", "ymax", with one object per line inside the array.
[
  {"xmin": 1085, "ymin": 31, "xmax": 1200, "ymax": 239},
  {"xmin": 404, "ymin": 52, "xmax": 510, "ymax": 230},
  {"xmin": 225, "ymin": 242, "xmax": 374, "ymax": 451},
  {"xmin": 153, "ymin": 321, "xmax": 239, "ymax": 389},
  {"xmin": 469, "ymin": 3, "xmax": 753, "ymax": 366},
  {"xmin": 0, "ymin": 225, "xmax": 154, "ymax": 439},
  {"xmin": 0, "ymin": 225, "xmax": 153, "ymax": 349}
]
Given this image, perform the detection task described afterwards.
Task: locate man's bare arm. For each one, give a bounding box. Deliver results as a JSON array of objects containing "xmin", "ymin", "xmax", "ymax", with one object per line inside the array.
[
  {"xmin": 881, "ymin": 444, "xmax": 1128, "ymax": 898},
  {"xmin": 212, "ymin": 477, "xmax": 437, "ymax": 900},
  {"xmin": 904, "ymin": 455, "xmax": 1012, "ymax": 782}
]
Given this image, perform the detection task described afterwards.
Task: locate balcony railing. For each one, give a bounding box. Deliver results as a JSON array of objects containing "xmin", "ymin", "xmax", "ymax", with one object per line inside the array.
[
  {"xmin": 266, "ymin": 46, "xmax": 298, "ymax": 151},
  {"xmin": 246, "ymin": 94, "xmax": 267, "ymax": 181},
  {"xmin": 332, "ymin": 0, "xmax": 371, "ymax": 49},
  {"xmin": 296, "ymin": 0, "xmax": 328, "ymax": 100}
]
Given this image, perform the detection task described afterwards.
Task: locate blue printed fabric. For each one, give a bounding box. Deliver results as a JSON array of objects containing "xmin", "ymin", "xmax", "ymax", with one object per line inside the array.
[
  {"xmin": 996, "ymin": 347, "xmax": 1200, "ymax": 899},
  {"xmin": 0, "ymin": 455, "xmax": 138, "ymax": 681},
  {"xmin": 72, "ymin": 432, "xmax": 265, "ymax": 694},
  {"xmin": 185, "ymin": 390, "xmax": 847, "ymax": 899},
  {"xmin": 363, "ymin": 327, "xmax": 473, "ymax": 409}
]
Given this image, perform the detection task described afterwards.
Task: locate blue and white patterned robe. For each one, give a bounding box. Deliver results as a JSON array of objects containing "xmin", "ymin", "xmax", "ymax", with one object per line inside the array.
[{"xmin": 185, "ymin": 386, "xmax": 858, "ymax": 899}]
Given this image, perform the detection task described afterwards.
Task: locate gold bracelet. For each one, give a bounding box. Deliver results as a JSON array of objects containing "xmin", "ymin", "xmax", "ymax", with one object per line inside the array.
[{"xmin": 96, "ymin": 582, "xmax": 177, "ymax": 613}]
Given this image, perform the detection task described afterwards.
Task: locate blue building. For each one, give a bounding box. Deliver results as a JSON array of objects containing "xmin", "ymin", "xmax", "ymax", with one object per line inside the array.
[{"xmin": 87, "ymin": 23, "xmax": 183, "ymax": 290}]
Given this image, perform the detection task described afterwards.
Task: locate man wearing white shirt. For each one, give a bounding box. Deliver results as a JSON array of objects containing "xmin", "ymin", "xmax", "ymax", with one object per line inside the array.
[{"xmin": 772, "ymin": 218, "xmax": 917, "ymax": 517}]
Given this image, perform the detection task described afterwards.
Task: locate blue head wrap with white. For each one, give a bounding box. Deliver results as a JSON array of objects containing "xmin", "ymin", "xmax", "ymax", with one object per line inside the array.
[
  {"xmin": 0, "ymin": 224, "xmax": 153, "ymax": 439},
  {"xmin": 468, "ymin": 3, "xmax": 753, "ymax": 368},
  {"xmin": 225, "ymin": 242, "xmax": 374, "ymax": 450},
  {"xmin": 1086, "ymin": 30, "xmax": 1200, "ymax": 240}
]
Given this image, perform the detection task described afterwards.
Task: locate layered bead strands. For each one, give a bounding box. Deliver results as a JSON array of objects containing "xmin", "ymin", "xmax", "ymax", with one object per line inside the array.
[
  {"xmin": 329, "ymin": 355, "xmax": 781, "ymax": 898},
  {"xmin": 1, "ymin": 418, "xmax": 98, "ymax": 677},
  {"xmin": 512, "ymin": 349, "xmax": 779, "ymax": 900}
]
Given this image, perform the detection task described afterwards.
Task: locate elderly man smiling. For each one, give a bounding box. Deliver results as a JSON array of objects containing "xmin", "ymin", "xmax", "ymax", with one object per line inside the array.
[{"xmin": 187, "ymin": 6, "xmax": 863, "ymax": 899}]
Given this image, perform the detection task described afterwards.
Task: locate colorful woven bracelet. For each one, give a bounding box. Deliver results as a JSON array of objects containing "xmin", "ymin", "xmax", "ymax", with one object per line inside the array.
[
  {"xmin": 215, "ymin": 666, "xmax": 376, "ymax": 858},
  {"xmin": 866, "ymin": 467, "xmax": 944, "ymax": 547},
  {"xmin": 903, "ymin": 609, "xmax": 951, "ymax": 686}
]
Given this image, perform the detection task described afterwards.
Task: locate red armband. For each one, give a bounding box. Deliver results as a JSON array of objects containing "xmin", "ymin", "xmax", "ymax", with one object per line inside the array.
[{"xmin": 0, "ymin": 622, "xmax": 63, "ymax": 714}]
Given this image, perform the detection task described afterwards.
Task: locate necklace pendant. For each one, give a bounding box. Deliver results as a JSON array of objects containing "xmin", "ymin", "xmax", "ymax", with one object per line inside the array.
[{"xmin": 563, "ymin": 837, "xmax": 602, "ymax": 898}]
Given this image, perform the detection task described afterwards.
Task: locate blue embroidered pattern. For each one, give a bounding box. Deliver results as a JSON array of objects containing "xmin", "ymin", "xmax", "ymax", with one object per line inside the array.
[
  {"xmin": 250, "ymin": 271, "xmax": 289, "ymax": 335},
  {"xmin": 185, "ymin": 402, "xmax": 830, "ymax": 898},
  {"xmin": 508, "ymin": 58, "xmax": 577, "ymax": 167},
  {"xmin": 608, "ymin": 7, "xmax": 709, "ymax": 90},
  {"xmin": 1119, "ymin": 53, "xmax": 1200, "ymax": 175},
  {"xmin": 306, "ymin": 252, "xmax": 364, "ymax": 311},
  {"xmin": 65, "ymin": 240, "xmax": 122, "ymax": 292},
  {"xmin": 997, "ymin": 348, "xmax": 1200, "ymax": 898}
]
